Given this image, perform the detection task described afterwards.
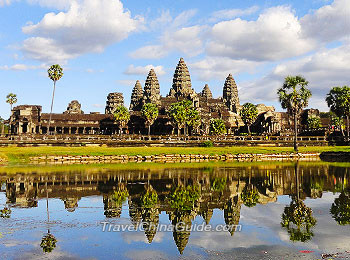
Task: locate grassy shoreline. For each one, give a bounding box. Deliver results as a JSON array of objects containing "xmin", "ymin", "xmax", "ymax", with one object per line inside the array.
[{"xmin": 1, "ymin": 146, "xmax": 350, "ymax": 164}]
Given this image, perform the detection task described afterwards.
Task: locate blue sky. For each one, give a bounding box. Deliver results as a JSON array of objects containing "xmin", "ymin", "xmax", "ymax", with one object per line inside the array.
[{"xmin": 0, "ymin": 0, "xmax": 349, "ymax": 118}]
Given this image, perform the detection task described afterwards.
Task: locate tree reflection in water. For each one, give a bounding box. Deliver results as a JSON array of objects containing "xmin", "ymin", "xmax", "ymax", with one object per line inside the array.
[{"xmin": 2, "ymin": 163, "xmax": 350, "ymax": 254}]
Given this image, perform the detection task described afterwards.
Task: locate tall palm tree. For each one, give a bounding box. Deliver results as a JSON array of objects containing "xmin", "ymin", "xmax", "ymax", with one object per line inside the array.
[
  {"xmin": 47, "ymin": 65, "xmax": 63, "ymax": 134},
  {"xmin": 141, "ymin": 103, "xmax": 159, "ymax": 138},
  {"xmin": 277, "ymin": 76, "xmax": 312, "ymax": 152},
  {"xmin": 113, "ymin": 105, "xmax": 130, "ymax": 135},
  {"xmin": 6, "ymin": 93, "xmax": 17, "ymax": 120}
]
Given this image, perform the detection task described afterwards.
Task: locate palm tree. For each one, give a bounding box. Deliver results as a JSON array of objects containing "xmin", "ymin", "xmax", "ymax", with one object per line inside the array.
[
  {"xmin": 240, "ymin": 102, "xmax": 258, "ymax": 135},
  {"xmin": 326, "ymin": 86, "xmax": 350, "ymax": 138},
  {"xmin": 40, "ymin": 181, "xmax": 57, "ymax": 253},
  {"xmin": 141, "ymin": 103, "xmax": 159, "ymax": 138},
  {"xmin": 113, "ymin": 105, "xmax": 130, "ymax": 135},
  {"xmin": 47, "ymin": 65, "xmax": 63, "ymax": 134},
  {"xmin": 277, "ymin": 76, "xmax": 312, "ymax": 152},
  {"xmin": 6, "ymin": 93, "xmax": 17, "ymax": 120}
]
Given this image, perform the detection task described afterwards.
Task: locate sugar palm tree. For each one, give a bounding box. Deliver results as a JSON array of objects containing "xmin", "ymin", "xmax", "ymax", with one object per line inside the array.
[
  {"xmin": 113, "ymin": 105, "xmax": 130, "ymax": 135},
  {"xmin": 47, "ymin": 65, "xmax": 63, "ymax": 134},
  {"xmin": 40, "ymin": 181, "xmax": 57, "ymax": 253},
  {"xmin": 277, "ymin": 76, "xmax": 312, "ymax": 152},
  {"xmin": 141, "ymin": 103, "xmax": 159, "ymax": 138},
  {"xmin": 6, "ymin": 93, "xmax": 17, "ymax": 120}
]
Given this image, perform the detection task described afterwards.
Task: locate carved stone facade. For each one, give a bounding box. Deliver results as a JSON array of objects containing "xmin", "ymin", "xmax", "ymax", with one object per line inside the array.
[
  {"xmin": 105, "ymin": 92, "xmax": 124, "ymax": 115},
  {"xmin": 8, "ymin": 57, "xmax": 322, "ymax": 136},
  {"xmin": 64, "ymin": 100, "xmax": 84, "ymax": 115},
  {"xmin": 223, "ymin": 74, "xmax": 240, "ymax": 113},
  {"xmin": 129, "ymin": 80, "xmax": 143, "ymax": 111},
  {"xmin": 142, "ymin": 69, "xmax": 161, "ymax": 106},
  {"xmin": 200, "ymin": 84, "xmax": 213, "ymax": 99}
]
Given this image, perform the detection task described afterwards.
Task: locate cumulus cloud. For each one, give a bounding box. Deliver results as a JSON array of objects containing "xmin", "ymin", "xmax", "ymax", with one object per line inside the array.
[
  {"xmin": 130, "ymin": 10, "xmax": 205, "ymax": 59},
  {"xmin": 0, "ymin": 0, "xmax": 14, "ymax": 6},
  {"xmin": 239, "ymin": 43, "xmax": 350, "ymax": 110},
  {"xmin": 301, "ymin": 0, "xmax": 350, "ymax": 43},
  {"xmin": 190, "ymin": 57, "xmax": 262, "ymax": 81},
  {"xmin": 207, "ymin": 6, "xmax": 316, "ymax": 61},
  {"xmin": 21, "ymin": 0, "xmax": 143, "ymax": 63},
  {"xmin": 124, "ymin": 64, "xmax": 165, "ymax": 76}
]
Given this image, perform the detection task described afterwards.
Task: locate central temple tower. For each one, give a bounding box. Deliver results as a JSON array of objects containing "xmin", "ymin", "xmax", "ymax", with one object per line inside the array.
[{"xmin": 168, "ymin": 58, "xmax": 196, "ymax": 99}]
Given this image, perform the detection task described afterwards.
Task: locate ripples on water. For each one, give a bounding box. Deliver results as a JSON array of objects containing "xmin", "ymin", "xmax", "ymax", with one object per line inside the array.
[{"xmin": 1, "ymin": 162, "xmax": 350, "ymax": 260}]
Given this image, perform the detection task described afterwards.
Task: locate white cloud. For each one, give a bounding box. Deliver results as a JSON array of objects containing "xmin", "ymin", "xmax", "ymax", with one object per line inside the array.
[
  {"xmin": 124, "ymin": 64, "xmax": 165, "ymax": 76},
  {"xmin": 21, "ymin": 0, "xmax": 143, "ymax": 63},
  {"xmin": 116, "ymin": 79, "xmax": 143, "ymax": 87},
  {"xmin": 301, "ymin": 0, "xmax": 350, "ymax": 43},
  {"xmin": 130, "ymin": 10, "xmax": 205, "ymax": 59},
  {"xmin": 0, "ymin": 63, "xmax": 45, "ymax": 71},
  {"xmin": 26, "ymin": 0, "xmax": 71, "ymax": 10},
  {"xmin": 207, "ymin": 6, "xmax": 316, "ymax": 61},
  {"xmin": 239, "ymin": 43, "xmax": 350, "ymax": 110},
  {"xmin": 209, "ymin": 6, "xmax": 259, "ymax": 22},
  {"xmin": 190, "ymin": 57, "xmax": 262, "ymax": 81}
]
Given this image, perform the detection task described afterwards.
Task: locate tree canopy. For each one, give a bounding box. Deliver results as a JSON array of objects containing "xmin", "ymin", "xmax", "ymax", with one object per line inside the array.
[
  {"xmin": 114, "ymin": 105, "xmax": 130, "ymax": 134},
  {"xmin": 326, "ymin": 86, "xmax": 350, "ymax": 136},
  {"xmin": 168, "ymin": 100, "xmax": 200, "ymax": 135},
  {"xmin": 48, "ymin": 64, "xmax": 64, "ymax": 82},
  {"xmin": 240, "ymin": 103, "xmax": 258, "ymax": 134},
  {"xmin": 330, "ymin": 191, "xmax": 350, "ymax": 225},
  {"xmin": 209, "ymin": 118, "xmax": 226, "ymax": 135},
  {"xmin": 141, "ymin": 103, "xmax": 159, "ymax": 136},
  {"xmin": 306, "ymin": 116, "xmax": 321, "ymax": 129}
]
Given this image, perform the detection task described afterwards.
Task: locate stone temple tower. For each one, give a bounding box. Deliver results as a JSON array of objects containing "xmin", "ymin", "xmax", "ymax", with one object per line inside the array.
[
  {"xmin": 200, "ymin": 84, "xmax": 213, "ymax": 99},
  {"xmin": 105, "ymin": 92, "xmax": 124, "ymax": 114},
  {"xmin": 129, "ymin": 80, "xmax": 144, "ymax": 111},
  {"xmin": 142, "ymin": 69, "xmax": 161, "ymax": 106},
  {"xmin": 168, "ymin": 58, "xmax": 196, "ymax": 99},
  {"xmin": 223, "ymin": 74, "xmax": 240, "ymax": 113}
]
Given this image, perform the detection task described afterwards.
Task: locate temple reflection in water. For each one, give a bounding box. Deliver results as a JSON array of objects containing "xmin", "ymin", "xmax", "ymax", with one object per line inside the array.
[{"xmin": 1, "ymin": 163, "xmax": 349, "ymax": 254}]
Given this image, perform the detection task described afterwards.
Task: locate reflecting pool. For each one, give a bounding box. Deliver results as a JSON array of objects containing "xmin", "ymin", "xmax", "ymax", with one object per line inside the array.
[{"xmin": 1, "ymin": 162, "xmax": 350, "ymax": 259}]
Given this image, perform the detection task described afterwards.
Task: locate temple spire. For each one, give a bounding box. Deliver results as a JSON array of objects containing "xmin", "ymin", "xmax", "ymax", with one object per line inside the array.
[
  {"xmin": 200, "ymin": 84, "xmax": 213, "ymax": 99},
  {"xmin": 130, "ymin": 80, "xmax": 144, "ymax": 111},
  {"xmin": 223, "ymin": 74, "xmax": 240, "ymax": 113},
  {"xmin": 143, "ymin": 69, "xmax": 161, "ymax": 106}
]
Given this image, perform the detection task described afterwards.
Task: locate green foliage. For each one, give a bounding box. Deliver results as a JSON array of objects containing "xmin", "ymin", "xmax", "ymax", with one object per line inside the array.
[
  {"xmin": 201, "ymin": 140, "xmax": 213, "ymax": 147},
  {"xmin": 241, "ymin": 185, "xmax": 259, "ymax": 207},
  {"xmin": 112, "ymin": 187, "xmax": 129, "ymax": 206},
  {"xmin": 281, "ymin": 199, "xmax": 317, "ymax": 242},
  {"xmin": 306, "ymin": 116, "xmax": 321, "ymax": 129},
  {"xmin": 141, "ymin": 103, "xmax": 159, "ymax": 128},
  {"xmin": 330, "ymin": 112, "xmax": 345, "ymax": 128},
  {"xmin": 240, "ymin": 103, "xmax": 258, "ymax": 133},
  {"xmin": 277, "ymin": 75, "xmax": 312, "ymax": 116},
  {"xmin": 6, "ymin": 93, "xmax": 17, "ymax": 107},
  {"xmin": 114, "ymin": 105, "xmax": 130, "ymax": 130},
  {"xmin": 47, "ymin": 64, "xmax": 63, "ymax": 82},
  {"xmin": 211, "ymin": 177, "xmax": 226, "ymax": 192},
  {"xmin": 326, "ymin": 86, "xmax": 350, "ymax": 119},
  {"xmin": 141, "ymin": 188, "xmax": 158, "ymax": 208},
  {"xmin": 169, "ymin": 185, "xmax": 200, "ymax": 211},
  {"xmin": 209, "ymin": 118, "xmax": 226, "ymax": 135},
  {"xmin": 168, "ymin": 100, "xmax": 200, "ymax": 134},
  {"xmin": 0, "ymin": 207, "xmax": 11, "ymax": 218},
  {"xmin": 40, "ymin": 233, "xmax": 57, "ymax": 253},
  {"xmin": 330, "ymin": 191, "xmax": 350, "ymax": 225}
]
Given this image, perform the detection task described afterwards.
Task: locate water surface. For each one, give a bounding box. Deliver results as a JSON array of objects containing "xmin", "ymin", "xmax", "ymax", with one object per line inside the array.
[{"xmin": 1, "ymin": 162, "xmax": 350, "ymax": 260}]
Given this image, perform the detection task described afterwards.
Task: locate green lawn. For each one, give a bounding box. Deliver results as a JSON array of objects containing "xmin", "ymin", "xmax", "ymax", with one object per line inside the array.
[{"xmin": 0, "ymin": 146, "xmax": 350, "ymax": 164}]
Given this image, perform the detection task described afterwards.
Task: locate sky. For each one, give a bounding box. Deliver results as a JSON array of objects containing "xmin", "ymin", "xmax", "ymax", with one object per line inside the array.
[{"xmin": 0, "ymin": 0, "xmax": 349, "ymax": 118}]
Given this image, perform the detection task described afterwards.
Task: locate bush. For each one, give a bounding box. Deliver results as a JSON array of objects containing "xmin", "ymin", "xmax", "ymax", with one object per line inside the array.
[{"xmin": 201, "ymin": 140, "xmax": 213, "ymax": 147}]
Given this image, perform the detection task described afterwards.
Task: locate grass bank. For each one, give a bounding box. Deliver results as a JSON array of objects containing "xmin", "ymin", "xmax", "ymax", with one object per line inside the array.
[{"xmin": 1, "ymin": 146, "xmax": 350, "ymax": 164}]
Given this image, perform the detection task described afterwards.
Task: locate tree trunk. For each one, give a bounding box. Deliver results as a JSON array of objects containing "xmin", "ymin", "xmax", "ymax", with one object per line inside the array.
[
  {"xmin": 1, "ymin": 123, "xmax": 4, "ymax": 137},
  {"xmin": 119, "ymin": 126, "xmax": 122, "ymax": 136},
  {"xmin": 148, "ymin": 124, "xmax": 151, "ymax": 140},
  {"xmin": 295, "ymin": 162, "xmax": 300, "ymax": 200},
  {"xmin": 48, "ymin": 80, "xmax": 56, "ymax": 135},
  {"xmin": 248, "ymin": 125, "xmax": 251, "ymax": 135},
  {"xmin": 177, "ymin": 125, "xmax": 180, "ymax": 136},
  {"xmin": 347, "ymin": 115, "xmax": 349, "ymax": 140},
  {"xmin": 294, "ymin": 113, "xmax": 298, "ymax": 153}
]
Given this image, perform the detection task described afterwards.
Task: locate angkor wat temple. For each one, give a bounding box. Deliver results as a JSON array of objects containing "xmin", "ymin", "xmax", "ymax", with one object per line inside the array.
[{"xmin": 9, "ymin": 58, "xmax": 318, "ymax": 136}]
